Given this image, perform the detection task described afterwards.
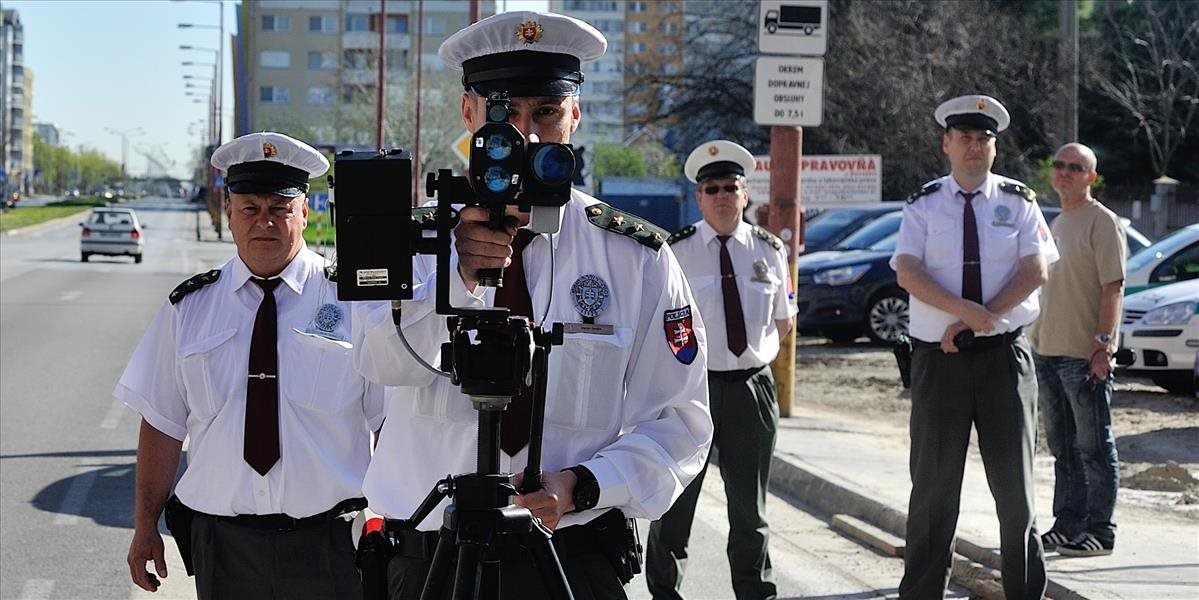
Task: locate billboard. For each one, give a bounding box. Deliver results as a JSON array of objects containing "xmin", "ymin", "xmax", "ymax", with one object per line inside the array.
[{"xmin": 748, "ymin": 154, "xmax": 882, "ymax": 206}]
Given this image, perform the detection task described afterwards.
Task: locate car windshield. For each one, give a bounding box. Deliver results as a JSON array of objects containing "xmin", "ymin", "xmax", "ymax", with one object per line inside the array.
[
  {"xmin": 804, "ymin": 208, "xmax": 868, "ymax": 247},
  {"xmin": 870, "ymin": 232, "xmax": 900, "ymax": 252},
  {"xmin": 1128, "ymin": 226, "xmax": 1199, "ymax": 271},
  {"xmin": 90, "ymin": 211, "xmax": 135, "ymax": 226},
  {"xmin": 834, "ymin": 211, "xmax": 901, "ymax": 250}
]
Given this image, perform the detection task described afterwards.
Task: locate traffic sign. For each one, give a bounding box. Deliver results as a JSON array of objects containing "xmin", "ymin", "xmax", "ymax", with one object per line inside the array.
[
  {"xmin": 753, "ymin": 56, "xmax": 824, "ymax": 127},
  {"xmin": 758, "ymin": 0, "xmax": 828, "ymax": 56},
  {"xmin": 451, "ymin": 130, "xmax": 471, "ymax": 165}
]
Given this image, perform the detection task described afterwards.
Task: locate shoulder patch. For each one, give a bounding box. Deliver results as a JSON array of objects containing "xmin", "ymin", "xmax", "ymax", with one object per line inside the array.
[
  {"xmin": 667, "ymin": 225, "xmax": 697, "ymax": 245},
  {"xmin": 324, "ymin": 265, "xmax": 337, "ymax": 282},
  {"xmin": 585, "ymin": 204, "xmax": 668, "ymax": 251},
  {"xmin": 998, "ymin": 181, "xmax": 1036, "ymax": 202},
  {"xmin": 752, "ymin": 225, "xmax": 783, "ymax": 250},
  {"xmin": 169, "ymin": 269, "xmax": 221, "ymax": 305},
  {"xmin": 906, "ymin": 182, "xmax": 941, "ymax": 204}
]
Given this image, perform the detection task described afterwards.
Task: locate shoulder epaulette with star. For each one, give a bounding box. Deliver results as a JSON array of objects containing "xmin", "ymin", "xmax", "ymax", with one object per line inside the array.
[
  {"xmin": 169, "ymin": 269, "xmax": 221, "ymax": 305},
  {"xmin": 667, "ymin": 225, "xmax": 697, "ymax": 245},
  {"xmin": 324, "ymin": 265, "xmax": 337, "ymax": 282},
  {"xmin": 752, "ymin": 225, "xmax": 783, "ymax": 250},
  {"xmin": 585, "ymin": 204, "xmax": 668, "ymax": 251},
  {"xmin": 998, "ymin": 181, "xmax": 1036, "ymax": 202},
  {"xmin": 906, "ymin": 182, "xmax": 941, "ymax": 204}
]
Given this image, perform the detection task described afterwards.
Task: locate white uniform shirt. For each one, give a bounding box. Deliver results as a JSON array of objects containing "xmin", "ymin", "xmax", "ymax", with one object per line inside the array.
[
  {"xmin": 114, "ymin": 247, "xmax": 386, "ymax": 518},
  {"xmin": 353, "ymin": 190, "xmax": 713, "ymax": 530},
  {"xmin": 890, "ymin": 173, "xmax": 1059, "ymax": 343},
  {"xmin": 669, "ymin": 220, "xmax": 797, "ymax": 371}
]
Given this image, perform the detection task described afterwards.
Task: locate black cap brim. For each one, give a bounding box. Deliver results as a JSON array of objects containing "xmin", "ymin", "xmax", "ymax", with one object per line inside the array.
[
  {"xmin": 225, "ymin": 160, "xmax": 310, "ymax": 197},
  {"xmin": 463, "ymin": 50, "xmax": 583, "ymax": 98},
  {"xmin": 227, "ymin": 181, "xmax": 307, "ymax": 197},
  {"xmin": 945, "ymin": 113, "xmax": 999, "ymax": 135},
  {"xmin": 696, "ymin": 161, "xmax": 746, "ymax": 182}
]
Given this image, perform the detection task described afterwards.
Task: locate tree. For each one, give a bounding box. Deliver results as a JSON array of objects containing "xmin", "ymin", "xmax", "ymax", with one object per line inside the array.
[
  {"xmin": 593, "ymin": 144, "xmax": 647, "ymax": 179},
  {"xmin": 1086, "ymin": 0, "xmax": 1198, "ymax": 177}
]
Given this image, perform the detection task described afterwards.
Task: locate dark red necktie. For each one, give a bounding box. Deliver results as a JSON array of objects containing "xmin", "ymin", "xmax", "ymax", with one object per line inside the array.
[
  {"xmin": 959, "ymin": 191, "xmax": 983, "ymax": 304},
  {"xmin": 717, "ymin": 235, "xmax": 748, "ymax": 356},
  {"xmin": 245, "ymin": 277, "xmax": 282, "ymax": 476},
  {"xmin": 494, "ymin": 229, "xmax": 537, "ymax": 456}
]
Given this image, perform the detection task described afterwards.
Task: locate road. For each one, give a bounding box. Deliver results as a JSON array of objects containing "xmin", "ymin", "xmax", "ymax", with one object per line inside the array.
[{"xmin": 0, "ymin": 198, "xmax": 921, "ymax": 599}]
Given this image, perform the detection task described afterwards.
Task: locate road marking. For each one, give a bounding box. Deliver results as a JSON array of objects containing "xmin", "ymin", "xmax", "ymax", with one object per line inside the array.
[
  {"xmin": 53, "ymin": 457, "xmax": 103, "ymax": 526},
  {"xmin": 19, "ymin": 579, "xmax": 54, "ymax": 599},
  {"xmin": 59, "ymin": 290, "xmax": 83, "ymax": 302},
  {"xmin": 101, "ymin": 398, "xmax": 127, "ymax": 429}
]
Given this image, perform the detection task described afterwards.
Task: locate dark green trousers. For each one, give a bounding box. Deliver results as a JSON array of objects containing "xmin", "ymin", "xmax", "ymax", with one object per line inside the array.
[
  {"xmin": 646, "ymin": 368, "xmax": 779, "ymax": 600},
  {"xmin": 899, "ymin": 334, "xmax": 1047, "ymax": 600},
  {"xmin": 190, "ymin": 513, "xmax": 362, "ymax": 600}
]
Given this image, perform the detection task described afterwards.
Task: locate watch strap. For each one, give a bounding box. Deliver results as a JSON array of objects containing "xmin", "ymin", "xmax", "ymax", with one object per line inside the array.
[{"xmin": 566, "ymin": 465, "xmax": 599, "ymax": 512}]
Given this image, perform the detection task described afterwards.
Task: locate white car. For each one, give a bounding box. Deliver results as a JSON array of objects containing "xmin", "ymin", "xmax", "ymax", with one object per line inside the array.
[
  {"xmin": 1117, "ymin": 280, "xmax": 1199, "ymax": 397},
  {"xmin": 81, "ymin": 207, "xmax": 144, "ymax": 263},
  {"xmin": 1125, "ymin": 223, "xmax": 1199, "ymax": 295}
]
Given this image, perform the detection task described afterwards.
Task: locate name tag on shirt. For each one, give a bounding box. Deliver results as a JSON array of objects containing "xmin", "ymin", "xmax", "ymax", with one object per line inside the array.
[{"xmin": 562, "ymin": 322, "xmax": 614, "ymax": 335}]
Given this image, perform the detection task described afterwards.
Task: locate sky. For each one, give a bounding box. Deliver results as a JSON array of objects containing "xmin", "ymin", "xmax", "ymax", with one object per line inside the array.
[{"xmin": 9, "ymin": 0, "xmax": 546, "ymax": 180}]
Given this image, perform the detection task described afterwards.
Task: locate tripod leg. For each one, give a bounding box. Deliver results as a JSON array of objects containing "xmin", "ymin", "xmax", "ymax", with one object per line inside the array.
[
  {"xmin": 419, "ymin": 530, "xmax": 455, "ymax": 600},
  {"xmin": 452, "ymin": 543, "xmax": 481, "ymax": 600},
  {"xmin": 524, "ymin": 527, "xmax": 576, "ymax": 600}
]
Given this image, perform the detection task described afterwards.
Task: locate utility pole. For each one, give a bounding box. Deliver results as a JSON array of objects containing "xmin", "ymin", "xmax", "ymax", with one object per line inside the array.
[
  {"xmin": 413, "ymin": 0, "xmax": 425, "ymax": 206},
  {"xmin": 376, "ymin": 0, "xmax": 387, "ymax": 149},
  {"xmin": 766, "ymin": 127, "xmax": 801, "ymax": 418},
  {"xmin": 1060, "ymin": 0, "xmax": 1079, "ymax": 143}
]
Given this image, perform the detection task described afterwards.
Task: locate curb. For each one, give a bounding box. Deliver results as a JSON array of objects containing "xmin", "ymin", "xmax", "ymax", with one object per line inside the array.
[
  {"xmin": 768, "ymin": 451, "xmax": 1085, "ymax": 600},
  {"xmin": 2, "ymin": 209, "xmax": 92, "ymax": 237}
]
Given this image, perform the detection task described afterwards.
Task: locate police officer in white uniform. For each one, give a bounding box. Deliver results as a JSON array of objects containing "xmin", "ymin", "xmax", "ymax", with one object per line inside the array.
[
  {"xmin": 352, "ymin": 11, "xmax": 713, "ymax": 600},
  {"xmin": 891, "ymin": 96, "xmax": 1057, "ymax": 600},
  {"xmin": 119, "ymin": 132, "xmax": 386, "ymax": 599},
  {"xmin": 646, "ymin": 141, "xmax": 795, "ymax": 600}
]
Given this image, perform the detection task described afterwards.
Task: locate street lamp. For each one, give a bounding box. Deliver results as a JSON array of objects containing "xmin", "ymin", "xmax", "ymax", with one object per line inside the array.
[{"xmin": 104, "ymin": 126, "xmax": 144, "ymax": 178}]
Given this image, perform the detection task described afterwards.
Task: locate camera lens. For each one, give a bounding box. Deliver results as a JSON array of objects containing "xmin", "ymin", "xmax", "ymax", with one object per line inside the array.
[
  {"xmin": 530, "ymin": 145, "xmax": 575, "ymax": 186},
  {"xmin": 483, "ymin": 166, "xmax": 511, "ymax": 193},
  {"xmin": 487, "ymin": 104, "xmax": 508, "ymax": 123},
  {"xmin": 485, "ymin": 134, "xmax": 513, "ymax": 160}
]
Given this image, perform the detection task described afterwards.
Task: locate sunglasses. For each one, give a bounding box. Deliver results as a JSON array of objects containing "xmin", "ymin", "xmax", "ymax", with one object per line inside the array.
[
  {"xmin": 1052, "ymin": 160, "xmax": 1088, "ymax": 173},
  {"xmin": 702, "ymin": 184, "xmax": 741, "ymax": 195}
]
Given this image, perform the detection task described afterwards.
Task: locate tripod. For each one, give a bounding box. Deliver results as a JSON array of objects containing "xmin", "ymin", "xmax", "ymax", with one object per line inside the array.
[{"xmin": 387, "ymin": 314, "xmax": 574, "ymax": 600}]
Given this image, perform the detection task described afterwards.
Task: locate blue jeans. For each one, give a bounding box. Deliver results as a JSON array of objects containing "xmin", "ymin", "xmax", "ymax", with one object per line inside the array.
[{"xmin": 1034, "ymin": 353, "xmax": 1119, "ymax": 543}]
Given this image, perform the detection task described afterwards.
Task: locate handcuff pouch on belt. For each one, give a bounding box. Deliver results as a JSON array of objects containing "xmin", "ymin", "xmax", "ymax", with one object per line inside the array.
[{"xmin": 163, "ymin": 495, "xmax": 197, "ymax": 576}]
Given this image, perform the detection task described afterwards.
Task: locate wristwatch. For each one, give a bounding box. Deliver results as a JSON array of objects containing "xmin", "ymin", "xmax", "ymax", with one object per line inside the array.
[
  {"xmin": 565, "ymin": 465, "xmax": 600, "ymax": 512},
  {"xmin": 1094, "ymin": 333, "xmax": 1113, "ymax": 346}
]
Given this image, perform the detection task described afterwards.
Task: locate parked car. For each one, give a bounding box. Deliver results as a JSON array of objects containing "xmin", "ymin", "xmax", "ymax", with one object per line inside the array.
[
  {"xmin": 1116, "ymin": 280, "xmax": 1198, "ymax": 397},
  {"xmin": 1124, "ymin": 223, "xmax": 1199, "ymax": 295},
  {"xmin": 81, "ymin": 207, "xmax": 143, "ymax": 263},
  {"xmin": 801, "ymin": 205, "xmax": 902, "ymax": 254},
  {"xmin": 1038, "ymin": 206, "xmax": 1152, "ymax": 256},
  {"xmin": 796, "ymin": 208, "xmax": 1153, "ymax": 345}
]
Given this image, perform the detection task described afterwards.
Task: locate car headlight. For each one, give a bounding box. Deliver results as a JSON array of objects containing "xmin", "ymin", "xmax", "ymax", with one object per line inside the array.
[
  {"xmin": 813, "ymin": 264, "xmax": 871, "ymax": 286},
  {"xmin": 1140, "ymin": 301, "xmax": 1196, "ymax": 326}
]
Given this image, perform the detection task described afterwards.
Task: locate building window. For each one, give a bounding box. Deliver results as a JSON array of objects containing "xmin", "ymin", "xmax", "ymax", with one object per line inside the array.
[
  {"xmin": 344, "ymin": 48, "xmax": 372, "ymax": 69},
  {"xmin": 660, "ymin": 2, "xmax": 678, "ymax": 13},
  {"xmin": 658, "ymin": 21, "xmax": 677, "ymax": 34},
  {"xmin": 308, "ymin": 51, "xmax": 337, "ymax": 69},
  {"xmin": 262, "ymin": 15, "xmax": 291, "ymax": 32},
  {"xmin": 346, "ymin": 14, "xmax": 370, "ymax": 32},
  {"xmin": 307, "ymin": 87, "xmax": 335, "ymax": 106},
  {"xmin": 627, "ymin": 21, "xmax": 647, "ymax": 33},
  {"xmin": 629, "ymin": 62, "xmax": 647, "ymax": 75},
  {"xmin": 424, "ymin": 17, "xmax": 445, "ymax": 35},
  {"xmin": 657, "ymin": 43, "xmax": 677, "ymax": 55},
  {"xmin": 628, "ymin": 42, "xmax": 646, "ymax": 54},
  {"xmin": 660, "ymin": 62, "xmax": 679, "ymax": 75},
  {"xmin": 259, "ymin": 51, "xmax": 290, "ymax": 69},
  {"xmin": 629, "ymin": 2, "xmax": 647, "ymax": 13},
  {"xmin": 309, "ymin": 15, "xmax": 337, "ymax": 32},
  {"xmin": 369, "ymin": 14, "xmax": 408, "ymax": 33},
  {"xmin": 260, "ymin": 86, "xmax": 290, "ymax": 104}
]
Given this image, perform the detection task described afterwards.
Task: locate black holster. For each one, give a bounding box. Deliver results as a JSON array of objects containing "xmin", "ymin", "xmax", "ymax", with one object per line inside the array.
[
  {"xmin": 162, "ymin": 495, "xmax": 196, "ymax": 576},
  {"xmin": 588, "ymin": 510, "xmax": 643, "ymax": 585},
  {"xmin": 893, "ymin": 335, "xmax": 913, "ymax": 389}
]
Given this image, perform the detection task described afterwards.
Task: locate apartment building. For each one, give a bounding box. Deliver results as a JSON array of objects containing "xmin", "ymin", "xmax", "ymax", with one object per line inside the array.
[
  {"xmin": 233, "ymin": 0, "xmax": 495, "ymax": 147},
  {"xmin": 1, "ymin": 9, "xmax": 32, "ymax": 196},
  {"xmin": 33, "ymin": 122, "xmax": 59, "ymax": 147},
  {"xmin": 547, "ymin": 0, "xmax": 626, "ymax": 158}
]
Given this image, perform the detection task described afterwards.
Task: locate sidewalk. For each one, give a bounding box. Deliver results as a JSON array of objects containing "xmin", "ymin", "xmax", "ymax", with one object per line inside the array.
[{"xmin": 767, "ymin": 404, "xmax": 1199, "ymax": 599}]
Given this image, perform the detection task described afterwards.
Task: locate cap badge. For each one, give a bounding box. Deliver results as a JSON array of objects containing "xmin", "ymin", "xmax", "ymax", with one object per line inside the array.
[
  {"xmin": 262, "ymin": 142, "xmax": 278, "ymax": 158},
  {"xmin": 516, "ymin": 20, "xmax": 544, "ymax": 44},
  {"xmin": 976, "ymin": 99, "xmax": 987, "ymax": 110},
  {"xmin": 570, "ymin": 274, "xmax": 610, "ymax": 320},
  {"xmin": 707, "ymin": 145, "xmax": 720, "ymax": 156}
]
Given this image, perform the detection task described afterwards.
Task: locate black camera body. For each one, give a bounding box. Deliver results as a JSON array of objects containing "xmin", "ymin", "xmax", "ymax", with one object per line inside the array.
[
  {"xmin": 331, "ymin": 148, "xmax": 414, "ymax": 301},
  {"xmin": 468, "ymin": 92, "xmax": 575, "ymax": 211}
]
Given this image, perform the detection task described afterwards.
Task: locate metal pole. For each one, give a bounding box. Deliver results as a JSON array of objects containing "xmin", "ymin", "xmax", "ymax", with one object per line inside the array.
[
  {"xmin": 765, "ymin": 126, "xmax": 802, "ymax": 418},
  {"xmin": 413, "ymin": 0, "xmax": 424, "ymax": 206},
  {"xmin": 1059, "ymin": 0, "xmax": 1078, "ymax": 143},
  {"xmin": 376, "ymin": 0, "xmax": 387, "ymax": 149},
  {"xmin": 470, "ymin": 0, "xmax": 479, "ymax": 24}
]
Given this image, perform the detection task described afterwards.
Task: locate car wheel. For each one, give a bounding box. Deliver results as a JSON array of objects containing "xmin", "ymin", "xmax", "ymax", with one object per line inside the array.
[
  {"xmin": 134, "ymin": 254, "xmax": 143, "ymax": 264},
  {"xmin": 81, "ymin": 252, "xmax": 89, "ymax": 262},
  {"xmin": 866, "ymin": 290, "xmax": 910, "ymax": 345},
  {"xmin": 1151, "ymin": 373, "xmax": 1196, "ymax": 397}
]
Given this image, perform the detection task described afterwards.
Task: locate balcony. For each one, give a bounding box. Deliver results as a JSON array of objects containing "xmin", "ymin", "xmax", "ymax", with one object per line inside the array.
[{"xmin": 342, "ymin": 31, "xmax": 411, "ymax": 50}]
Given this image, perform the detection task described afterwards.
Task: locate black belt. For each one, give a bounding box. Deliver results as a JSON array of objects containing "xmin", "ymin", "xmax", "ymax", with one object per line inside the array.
[
  {"xmin": 708, "ymin": 365, "xmax": 767, "ymax": 382},
  {"xmin": 386, "ymin": 508, "xmax": 626, "ymax": 561},
  {"xmin": 203, "ymin": 497, "xmax": 367, "ymax": 532},
  {"xmin": 912, "ymin": 327, "xmax": 1024, "ymax": 351}
]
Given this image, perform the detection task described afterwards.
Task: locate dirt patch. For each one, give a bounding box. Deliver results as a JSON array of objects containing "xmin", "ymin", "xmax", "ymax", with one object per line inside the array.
[{"xmin": 794, "ymin": 337, "xmax": 1199, "ymax": 504}]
